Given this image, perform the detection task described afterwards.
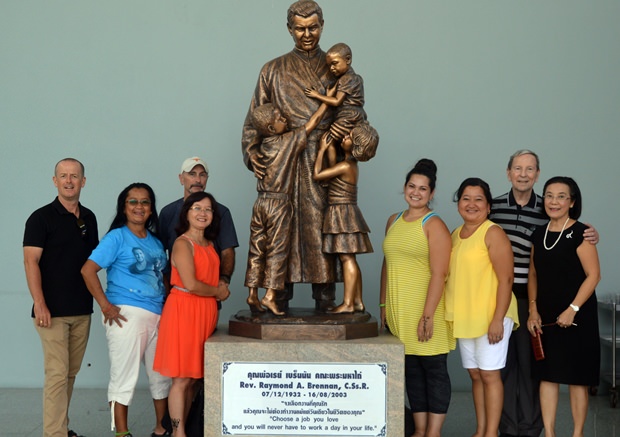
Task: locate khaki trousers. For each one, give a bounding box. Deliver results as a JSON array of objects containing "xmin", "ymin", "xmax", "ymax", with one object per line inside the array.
[{"xmin": 34, "ymin": 315, "xmax": 91, "ymax": 437}]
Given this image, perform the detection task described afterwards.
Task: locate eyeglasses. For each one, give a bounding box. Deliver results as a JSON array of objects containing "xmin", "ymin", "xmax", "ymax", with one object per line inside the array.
[
  {"xmin": 126, "ymin": 199, "xmax": 151, "ymax": 206},
  {"xmin": 543, "ymin": 194, "xmax": 571, "ymax": 202},
  {"xmin": 76, "ymin": 218, "xmax": 87, "ymax": 238},
  {"xmin": 190, "ymin": 206, "xmax": 213, "ymax": 214}
]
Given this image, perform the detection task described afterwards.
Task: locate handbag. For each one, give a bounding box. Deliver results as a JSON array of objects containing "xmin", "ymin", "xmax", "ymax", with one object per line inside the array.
[
  {"xmin": 530, "ymin": 320, "xmax": 572, "ymax": 361},
  {"xmin": 530, "ymin": 333, "xmax": 545, "ymax": 361}
]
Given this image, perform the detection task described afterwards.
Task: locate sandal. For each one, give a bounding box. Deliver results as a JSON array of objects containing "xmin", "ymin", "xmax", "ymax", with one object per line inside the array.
[
  {"xmin": 115, "ymin": 432, "xmax": 132, "ymax": 437},
  {"xmin": 151, "ymin": 432, "xmax": 171, "ymax": 437},
  {"xmin": 68, "ymin": 431, "xmax": 84, "ymax": 437}
]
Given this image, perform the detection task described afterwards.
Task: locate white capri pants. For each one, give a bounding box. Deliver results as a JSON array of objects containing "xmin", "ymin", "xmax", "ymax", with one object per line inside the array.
[{"xmin": 104, "ymin": 305, "xmax": 170, "ymax": 406}]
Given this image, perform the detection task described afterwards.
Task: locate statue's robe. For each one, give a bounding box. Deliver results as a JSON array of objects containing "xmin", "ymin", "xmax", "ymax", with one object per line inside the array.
[{"xmin": 242, "ymin": 46, "xmax": 339, "ymax": 284}]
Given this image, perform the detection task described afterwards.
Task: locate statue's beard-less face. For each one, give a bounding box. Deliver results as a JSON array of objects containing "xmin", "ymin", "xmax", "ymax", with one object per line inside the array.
[{"xmin": 288, "ymin": 14, "xmax": 323, "ymax": 52}]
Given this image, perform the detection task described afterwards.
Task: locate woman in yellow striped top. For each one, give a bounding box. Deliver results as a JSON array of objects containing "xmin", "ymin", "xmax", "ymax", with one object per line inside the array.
[{"xmin": 381, "ymin": 159, "xmax": 455, "ymax": 437}]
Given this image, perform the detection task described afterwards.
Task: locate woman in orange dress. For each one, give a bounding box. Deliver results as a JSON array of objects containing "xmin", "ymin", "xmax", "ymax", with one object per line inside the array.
[{"xmin": 154, "ymin": 192, "xmax": 230, "ymax": 437}]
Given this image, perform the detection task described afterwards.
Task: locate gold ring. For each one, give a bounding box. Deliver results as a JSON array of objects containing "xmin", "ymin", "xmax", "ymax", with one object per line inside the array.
[{"xmin": 39, "ymin": 320, "xmax": 43, "ymax": 325}]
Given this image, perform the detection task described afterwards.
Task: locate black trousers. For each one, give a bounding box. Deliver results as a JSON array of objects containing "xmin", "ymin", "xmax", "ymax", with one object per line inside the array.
[{"xmin": 500, "ymin": 298, "xmax": 543, "ymax": 436}]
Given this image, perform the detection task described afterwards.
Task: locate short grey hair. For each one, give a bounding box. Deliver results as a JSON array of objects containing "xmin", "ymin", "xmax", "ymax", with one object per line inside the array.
[{"xmin": 507, "ymin": 149, "xmax": 539, "ymax": 170}]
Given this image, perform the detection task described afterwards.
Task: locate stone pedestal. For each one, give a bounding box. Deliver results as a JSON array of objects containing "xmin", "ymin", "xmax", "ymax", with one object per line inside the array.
[
  {"xmin": 229, "ymin": 307, "xmax": 378, "ymax": 340},
  {"xmin": 204, "ymin": 328, "xmax": 404, "ymax": 437}
]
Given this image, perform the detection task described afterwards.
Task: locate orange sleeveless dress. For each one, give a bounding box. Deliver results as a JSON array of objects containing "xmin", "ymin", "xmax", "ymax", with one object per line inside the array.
[{"xmin": 154, "ymin": 237, "xmax": 219, "ymax": 378}]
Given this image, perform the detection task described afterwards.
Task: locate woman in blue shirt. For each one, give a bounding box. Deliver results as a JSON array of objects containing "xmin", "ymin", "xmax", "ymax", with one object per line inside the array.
[{"xmin": 82, "ymin": 182, "xmax": 170, "ymax": 437}]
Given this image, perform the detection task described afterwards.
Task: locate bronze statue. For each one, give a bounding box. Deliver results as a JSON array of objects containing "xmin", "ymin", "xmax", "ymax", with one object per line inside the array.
[
  {"xmin": 313, "ymin": 125, "xmax": 378, "ymax": 314},
  {"xmin": 305, "ymin": 42, "xmax": 367, "ymax": 142},
  {"xmin": 242, "ymin": 0, "xmax": 338, "ymax": 314},
  {"xmin": 244, "ymin": 93, "xmax": 333, "ymax": 315}
]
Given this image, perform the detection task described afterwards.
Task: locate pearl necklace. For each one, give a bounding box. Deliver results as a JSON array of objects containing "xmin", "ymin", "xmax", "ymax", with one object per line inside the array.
[{"xmin": 543, "ymin": 217, "xmax": 570, "ymax": 250}]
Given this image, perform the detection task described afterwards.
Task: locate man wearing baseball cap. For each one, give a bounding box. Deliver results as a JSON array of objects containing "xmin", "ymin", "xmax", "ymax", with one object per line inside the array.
[{"xmin": 159, "ymin": 157, "xmax": 239, "ymax": 289}]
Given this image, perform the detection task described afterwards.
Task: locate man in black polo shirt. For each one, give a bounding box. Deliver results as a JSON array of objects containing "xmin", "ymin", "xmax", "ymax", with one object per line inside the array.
[
  {"xmin": 23, "ymin": 158, "xmax": 98, "ymax": 437},
  {"xmin": 491, "ymin": 150, "xmax": 597, "ymax": 437}
]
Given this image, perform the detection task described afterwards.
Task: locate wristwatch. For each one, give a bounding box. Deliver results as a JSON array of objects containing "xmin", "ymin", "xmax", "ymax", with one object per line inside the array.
[{"xmin": 569, "ymin": 303, "xmax": 580, "ymax": 312}]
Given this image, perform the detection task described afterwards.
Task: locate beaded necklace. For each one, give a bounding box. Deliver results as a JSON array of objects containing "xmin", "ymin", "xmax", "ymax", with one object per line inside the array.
[{"xmin": 543, "ymin": 216, "xmax": 570, "ymax": 250}]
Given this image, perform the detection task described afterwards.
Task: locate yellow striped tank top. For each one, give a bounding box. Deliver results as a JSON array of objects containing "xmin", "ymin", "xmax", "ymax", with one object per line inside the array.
[{"xmin": 383, "ymin": 211, "xmax": 456, "ymax": 355}]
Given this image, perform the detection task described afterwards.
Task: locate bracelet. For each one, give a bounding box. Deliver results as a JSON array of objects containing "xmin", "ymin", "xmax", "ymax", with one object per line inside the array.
[{"xmin": 379, "ymin": 303, "xmax": 386, "ymax": 307}]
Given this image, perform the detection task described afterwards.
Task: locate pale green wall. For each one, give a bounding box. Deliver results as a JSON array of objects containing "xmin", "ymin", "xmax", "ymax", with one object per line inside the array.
[{"xmin": 1, "ymin": 1, "xmax": 618, "ymax": 390}]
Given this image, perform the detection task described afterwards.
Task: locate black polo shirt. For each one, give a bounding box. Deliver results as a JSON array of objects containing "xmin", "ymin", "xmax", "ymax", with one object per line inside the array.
[{"xmin": 23, "ymin": 197, "xmax": 99, "ymax": 317}]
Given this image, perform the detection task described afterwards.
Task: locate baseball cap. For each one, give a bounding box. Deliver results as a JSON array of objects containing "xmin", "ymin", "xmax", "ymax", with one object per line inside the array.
[{"xmin": 181, "ymin": 157, "xmax": 209, "ymax": 174}]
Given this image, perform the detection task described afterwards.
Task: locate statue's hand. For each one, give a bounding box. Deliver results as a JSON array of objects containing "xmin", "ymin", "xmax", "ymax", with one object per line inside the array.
[
  {"xmin": 319, "ymin": 131, "xmax": 332, "ymax": 151},
  {"xmin": 249, "ymin": 152, "xmax": 266, "ymax": 179},
  {"xmin": 304, "ymin": 87, "xmax": 319, "ymax": 98}
]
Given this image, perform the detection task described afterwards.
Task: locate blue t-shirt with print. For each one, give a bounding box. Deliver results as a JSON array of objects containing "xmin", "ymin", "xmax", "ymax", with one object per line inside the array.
[{"xmin": 89, "ymin": 226, "xmax": 167, "ymax": 315}]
